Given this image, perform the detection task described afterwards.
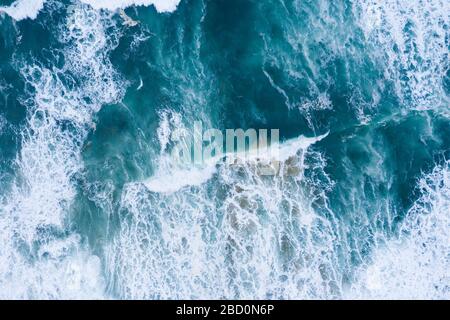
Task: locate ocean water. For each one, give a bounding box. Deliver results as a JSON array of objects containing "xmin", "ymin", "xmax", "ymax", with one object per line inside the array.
[{"xmin": 0, "ymin": 0, "xmax": 448, "ymax": 299}]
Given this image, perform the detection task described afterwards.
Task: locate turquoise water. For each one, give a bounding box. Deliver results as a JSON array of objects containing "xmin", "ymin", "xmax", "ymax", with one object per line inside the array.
[{"xmin": 0, "ymin": 0, "xmax": 449, "ymax": 299}]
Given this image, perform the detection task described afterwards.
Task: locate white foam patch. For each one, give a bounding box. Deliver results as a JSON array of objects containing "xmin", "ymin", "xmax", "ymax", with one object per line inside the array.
[
  {"xmin": 106, "ymin": 114, "xmax": 339, "ymax": 299},
  {"xmin": 0, "ymin": 114, "xmax": 6, "ymax": 134},
  {"xmin": 0, "ymin": 3, "xmax": 125, "ymax": 299},
  {"xmin": 145, "ymin": 164, "xmax": 217, "ymax": 193},
  {"xmin": 108, "ymin": 182, "xmax": 340, "ymax": 299},
  {"xmin": 80, "ymin": 0, "xmax": 181, "ymax": 13},
  {"xmin": 0, "ymin": 0, "xmax": 181, "ymax": 22},
  {"xmin": 144, "ymin": 132, "xmax": 328, "ymax": 193},
  {"xmin": 0, "ymin": 0, "xmax": 45, "ymax": 21},
  {"xmin": 354, "ymin": 0, "xmax": 450, "ymax": 112},
  {"xmin": 348, "ymin": 161, "xmax": 450, "ymax": 299},
  {"xmin": 0, "ymin": 234, "xmax": 105, "ymax": 299}
]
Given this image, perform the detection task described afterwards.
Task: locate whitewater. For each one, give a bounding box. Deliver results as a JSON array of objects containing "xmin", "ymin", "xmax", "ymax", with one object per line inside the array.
[
  {"xmin": 0, "ymin": 0, "xmax": 448, "ymax": 299},
  {"xmin": 0, "ymin": 0, "xmax": 181, "ymax": 21}
]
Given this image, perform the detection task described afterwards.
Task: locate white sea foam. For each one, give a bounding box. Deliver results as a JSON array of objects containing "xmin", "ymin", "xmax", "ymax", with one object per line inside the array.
[
  {"xmin": 0, "ymin": 0, "xmax": 180, "ymax": 22},
  {"xmin": 0, "ymin": 3, "xmax": 124, "ymax": 299},
  {"xmin": 144, "ymin": 132, "xmax": 328, "ymax": 193},
  {"xmin": 355, "ymin": 0, "xmax": 450, "ymax": 113},
  {"xmin": 0, "ymin": 114, "xmax": 6, "ymax": 134},
  {"xmin": 144, "ymin": 164, "xmax": 216, "ymax": 193},
  {"xmin": 80, "ymin": 0, "xmax": 181, "ymax": 13},
  {"xmin": 0, "ymin": 233, "xmax": 105, "ymax": 299},
  {"xmin": 106, "ymin": 114, "xmax": 338, "ymax": 298},
  {"xmin": 0, "ymin": 0, "xmax": 45, "ymax": 21},
  {"xmin": 108, "ymin": 173, "xmax": 340, "ymax": 299},
  {"xmin": 348, "ymin": 161, "xmax": 450, "ymax": 299}
]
